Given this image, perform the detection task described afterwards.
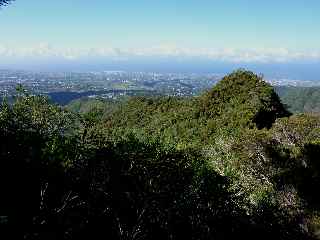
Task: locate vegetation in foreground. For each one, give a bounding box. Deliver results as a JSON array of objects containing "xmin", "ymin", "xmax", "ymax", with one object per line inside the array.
[{"xmin": 0, "ymin": 70, "xmax": 320, "ymax": 239}]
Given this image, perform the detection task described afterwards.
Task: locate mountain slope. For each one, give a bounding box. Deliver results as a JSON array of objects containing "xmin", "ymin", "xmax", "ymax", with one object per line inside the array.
[
  {"xmin": 275, "ymin": 86, "xmax": 320, "ymax": 113},
  {"xmin": 105, "ymin": 70, "xmax": 290, "ymax": 146}
]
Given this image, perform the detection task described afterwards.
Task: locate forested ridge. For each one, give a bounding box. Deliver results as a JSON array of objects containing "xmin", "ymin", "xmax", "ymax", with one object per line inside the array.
[
  {"xmin": 275, "ymin": 86, "xmax": 320, "ymax": 113},
  {"xmin": 1, "ymin": 70, "xmax": 320, "ymax": 239}
]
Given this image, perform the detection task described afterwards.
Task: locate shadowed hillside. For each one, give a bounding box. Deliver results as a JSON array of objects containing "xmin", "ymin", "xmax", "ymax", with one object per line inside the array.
[{"xmin": 275, "ymin": 86, "xmax": 320, "ymax": 114}]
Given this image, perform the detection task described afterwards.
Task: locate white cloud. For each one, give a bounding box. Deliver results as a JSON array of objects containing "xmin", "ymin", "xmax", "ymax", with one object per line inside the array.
[{"xmin": 0, "ymin": 43, "xmax": 320, "ymax": 63}]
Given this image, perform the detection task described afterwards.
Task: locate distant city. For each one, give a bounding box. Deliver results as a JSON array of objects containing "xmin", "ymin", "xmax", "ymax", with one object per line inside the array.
[{"xmin": 1, "ymin": 69, "xmax": 320, "ymax": 103}]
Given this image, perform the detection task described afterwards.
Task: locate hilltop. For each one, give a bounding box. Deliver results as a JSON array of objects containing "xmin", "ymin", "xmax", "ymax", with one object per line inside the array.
[{"xmin": 104, "ymin": 70, "xmax": 290, "ymax": 147}]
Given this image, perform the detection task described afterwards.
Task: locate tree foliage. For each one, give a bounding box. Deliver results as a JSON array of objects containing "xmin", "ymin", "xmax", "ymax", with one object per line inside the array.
[{"xmin": 0, "ymin": 70, "xmax": 319, "ymax": 239}]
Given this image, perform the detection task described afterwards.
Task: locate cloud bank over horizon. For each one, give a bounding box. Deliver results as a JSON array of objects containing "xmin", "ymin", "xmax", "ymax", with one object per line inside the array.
[{"xmin": 1, "ymin": 43, "xmax": 320, "ymax": 64}]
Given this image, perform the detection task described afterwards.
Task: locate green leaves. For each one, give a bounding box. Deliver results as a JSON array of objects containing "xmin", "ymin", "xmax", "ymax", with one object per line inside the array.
[{"xmin": 0, "ymin": 71, "xmax": 319, "ymax": 240}]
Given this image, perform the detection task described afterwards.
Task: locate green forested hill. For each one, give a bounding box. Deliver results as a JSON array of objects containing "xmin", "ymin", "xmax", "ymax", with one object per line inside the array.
[
  {"xmin": 1, "ymin": 70, "xmax": 320, "ymax": 240},
  {"xmin": 66, "ymin": 82, "xmax": 320, "ymax": 118},
  {"xmin": 275, "ymin": 86, "xmax": 320, "ymax": 113},
  {"xmin": 66, "ymin": 97, "xmax": 120, "ymax": 118},
  {"xmin": 104, "ymin": 70, "xmax": 290, "ymax": 147}
]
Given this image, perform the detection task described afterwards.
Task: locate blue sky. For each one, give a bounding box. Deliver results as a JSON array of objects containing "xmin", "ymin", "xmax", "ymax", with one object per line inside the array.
[{"xmin": 0, "ymin": 0, "xmax": 320, "ymax": 67}]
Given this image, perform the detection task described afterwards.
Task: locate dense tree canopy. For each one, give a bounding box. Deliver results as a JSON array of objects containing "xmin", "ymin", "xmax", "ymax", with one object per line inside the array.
[{"xmin": 0, "ymin": 70, "xmax": 319, "ymax": 239}]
